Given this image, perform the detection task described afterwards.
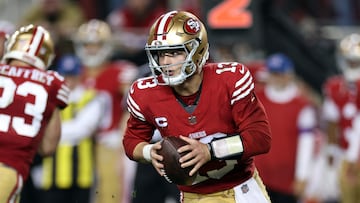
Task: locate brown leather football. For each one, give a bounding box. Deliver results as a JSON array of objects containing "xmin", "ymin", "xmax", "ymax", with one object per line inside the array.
[{"xmin": 157, "ymin": 136, "xmax": 197, "ymax": 185}]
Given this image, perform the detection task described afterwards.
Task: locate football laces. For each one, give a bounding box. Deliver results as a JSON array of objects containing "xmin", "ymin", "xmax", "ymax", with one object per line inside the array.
[{"xmin": 161, "ymin": 169, "xmax": 173, "ymax": 183}]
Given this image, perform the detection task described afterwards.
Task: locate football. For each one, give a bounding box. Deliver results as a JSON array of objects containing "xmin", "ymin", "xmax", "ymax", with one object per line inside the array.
[{"xmin": 157, "ymin": 136, "xmax": 197, "ymax": 185}]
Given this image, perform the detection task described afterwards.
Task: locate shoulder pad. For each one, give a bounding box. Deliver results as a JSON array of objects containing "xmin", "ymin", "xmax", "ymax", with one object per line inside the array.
[
  {"xmin": 127, "ymin": 76, "xmax": 158, "ymax": 121},
  {"xmin": 210, "ymin": 62, "xmax": 254, "ymax": 105}
]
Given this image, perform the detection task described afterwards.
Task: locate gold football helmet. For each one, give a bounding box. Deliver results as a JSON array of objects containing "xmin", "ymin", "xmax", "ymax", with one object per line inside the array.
[
  {"xmin": 145, "ymin": 10, "xmax": 209, "ymax": 85},
  {"xmin": 73, "ymin": 19, "xmax": 113, "ymax": 68},
  {"xmin": 3, "ymin": 24, "xmax": 54, "ymax": 70},
  {"xmin": 340, "ymin": 33, "xmax": 360, "ymax": 61},
  {"xmin": 338, "ymin": 33, "xmax": 360, "ymax": 81}
]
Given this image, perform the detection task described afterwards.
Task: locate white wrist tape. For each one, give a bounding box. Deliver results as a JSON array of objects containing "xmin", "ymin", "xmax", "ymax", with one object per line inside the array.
[
  {"xmin": 142, "ymin": 144, "xmax": 154, "ymax": 162},
  {"xmin": 210, "ymin": 135, "xmax": 244, "ymax": 159}
]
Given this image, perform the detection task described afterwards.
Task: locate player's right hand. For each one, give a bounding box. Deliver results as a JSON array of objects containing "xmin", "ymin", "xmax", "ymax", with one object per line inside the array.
[{"xmin": 150, "ymin": 141, "xmax": 165, "ymax": 176}]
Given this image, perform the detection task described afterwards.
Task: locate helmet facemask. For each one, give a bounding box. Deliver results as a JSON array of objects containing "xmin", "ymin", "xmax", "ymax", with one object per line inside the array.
[
  {"xmin": 74, "ymin": 19, "xmax": 113, "ymax": 68},
  {"xmin": 145, "ymin": 10, "xmax": 209, "ymax": 86},
  {"xmin": 338, "ymin": 33, "xmax": 360, "ymax": 82},
  {"xmin": 339, "ymin": 57, "xmax": 360, "ymax": 82},
  {"xmin": 146, "ymin": 39, "xmax": 199, "ymax": 86},
  {"xmin": 75, "ymin": 41, "xmax": 112, "ymax": 68}
]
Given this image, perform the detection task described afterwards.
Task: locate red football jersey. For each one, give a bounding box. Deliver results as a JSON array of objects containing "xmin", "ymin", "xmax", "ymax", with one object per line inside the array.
[
  {"xmin": 323, "ymin": 75, "xmax": 360, "ymax": 149},
  {"xmin": 82, "ymin": 61, "xmax": 138, "ymax": 137},
  {"xmin": 255, "ymin": 87, "xmax": 313, "ymax": 194},
  {"xmin": 0, "ymin": 64, "xmax": 68, "ymax": 180},
  {"xmin": 124, "ymin": 62, "xmax": 271, "ymax": 194}
]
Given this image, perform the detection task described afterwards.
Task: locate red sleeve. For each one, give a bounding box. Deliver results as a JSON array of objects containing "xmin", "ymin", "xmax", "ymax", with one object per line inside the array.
[
  {"xmin": 48, "ymin": 70, "xmax": 69, "ymax": 109},
  {"xmin": 123, "ymin": 114, "xmax": 155, "ymax": 160},
  {"xmin": 213, "ymin": 62, "xmax": 271, "ymax": 159},
  {"xmin": 233, "ymin": 91, "xmax": 271, "ymax": 159},
  {"xmin": 209, "ymin": 62, "xmax": 271, "ymax": 159}
]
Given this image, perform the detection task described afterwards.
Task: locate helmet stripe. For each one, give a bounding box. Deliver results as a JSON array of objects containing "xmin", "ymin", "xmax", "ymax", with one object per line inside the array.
[
  {"xmin": 26, "ymin": 26, "xmax": 44, "ymax": 56},
  {"xmin": 155, "ymin": 10, "xmax": 177, "ymax": 41}
]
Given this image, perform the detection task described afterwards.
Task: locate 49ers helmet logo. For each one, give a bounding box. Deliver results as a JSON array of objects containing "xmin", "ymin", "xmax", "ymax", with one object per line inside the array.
[{"xmin": 184, "ymin": 18, "xmax": 200, "ymax": 34}]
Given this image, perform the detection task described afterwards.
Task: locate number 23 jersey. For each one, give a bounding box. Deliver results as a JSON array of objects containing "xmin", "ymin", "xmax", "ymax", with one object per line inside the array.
[
  {"xmin": 0, "ymin": 64, "xmax": 69, "ymax": 180},
  {"xmin": 124, "ymin": 62, "xmax": 271, "ymax": 194}
]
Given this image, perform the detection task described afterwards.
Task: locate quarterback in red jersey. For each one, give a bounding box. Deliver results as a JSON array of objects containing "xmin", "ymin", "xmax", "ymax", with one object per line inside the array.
[
  {"xmin": 123, "ymin": 10, "xmax": 272, "ymax": 203},
  {"xmin": 0, "ymin": 24, "xmax": 69, "ymax": 203}
]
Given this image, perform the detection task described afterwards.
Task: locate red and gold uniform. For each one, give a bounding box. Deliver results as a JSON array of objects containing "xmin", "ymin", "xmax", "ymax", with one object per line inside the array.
[
  {"xmin": 82, "ymin": 60, "xmax": 138, "ymax": 203},
  {"xmin": 0, "ymin": 65, "xmax": 68, "ymax": 181},
  {"xmin": 255, "ymin": 84, "xmax": 317, "ymax": 195},
  {"xmin": 82, "ymin": 61, "xmax": 137, "ymax": 142},
  {"xmin": 323, "ymin": 75, "xmax": 360, "ymax": 203},
  {"xmin": 0, "ymin": 64, "xmax": 68, "ymax": 202},
  {"xmin": 323, "ymin": 75, "xmax": 360, "ymax": 149},
  {"xmin": 124, "ymin": 62, "xmax": 271, "ymax": 194}
]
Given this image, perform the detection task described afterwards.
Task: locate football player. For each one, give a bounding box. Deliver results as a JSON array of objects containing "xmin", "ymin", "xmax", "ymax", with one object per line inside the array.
[
  {"xmin": 123, "ymin": 10, "xmax": 272, "ymax": 203},
  {"xmin": 322, "ymin": 33, "xmax": 360, "ymax": 203},
  {"xmin": 0, "ymin": 24, "xmax": 69, "ymax": 203},
  {"xmin": 73, "ymin": 19, "xmax": 138, "ymax": 203},
  {"xmin": 255, "ymin": 53, "xmax": 318, "ymax": 203},
  {"xmin": 31, "ymin": 54, "xmax": 107, "ymax": 203}
]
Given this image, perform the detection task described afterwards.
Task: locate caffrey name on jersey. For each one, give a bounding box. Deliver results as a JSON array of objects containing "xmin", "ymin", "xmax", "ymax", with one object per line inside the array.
[{"xmin": 0, "ymin": 65, "xmax": 55, "ymax": 86}]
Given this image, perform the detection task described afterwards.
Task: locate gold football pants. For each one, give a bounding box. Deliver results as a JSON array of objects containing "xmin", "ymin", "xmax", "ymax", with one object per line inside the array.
[
  {"xmin": 339, "ymin": 160, "xmax": 360, "ymax": 203},
  {"xmin": 94, "ymin": 143, "xmax": 124, "ymax": 203},
  {"xmin": 182, "ymin": 170, "xmax": 271, "ymax": 203},
  {"xmin": 0, "ymin": 163, "xmax": 22, "ymax": 203}
]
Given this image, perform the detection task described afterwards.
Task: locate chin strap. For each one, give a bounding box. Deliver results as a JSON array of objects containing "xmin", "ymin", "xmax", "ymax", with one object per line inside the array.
[{"xmin": 207, "ymin": 134, "xmax": 244, "ymax": 160}]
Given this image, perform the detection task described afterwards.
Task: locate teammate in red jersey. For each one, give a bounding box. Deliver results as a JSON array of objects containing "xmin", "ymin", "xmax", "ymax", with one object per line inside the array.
[
  {"xmin": 255, "ymin": 53, "xmax": 318, "ymax": 203},
  {"xmin": 73, "ymin": 19, "xmax": 138, "ymax": 203},
  {"xmin": 322, "ymin": 33, "xmax": 360, "ymax": 203},
  {"xmin": 123, "ymin": 10, "xmax": 272, "ymax": 203},
  {"xmin": 0, "ymin": 24, "xmax": 69, "ymax": 203}
]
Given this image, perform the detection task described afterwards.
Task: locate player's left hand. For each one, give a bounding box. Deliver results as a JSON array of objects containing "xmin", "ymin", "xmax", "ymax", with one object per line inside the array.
[{"xmin": 178, "ymin": 135, "xmax": 211, "ymax": 176}]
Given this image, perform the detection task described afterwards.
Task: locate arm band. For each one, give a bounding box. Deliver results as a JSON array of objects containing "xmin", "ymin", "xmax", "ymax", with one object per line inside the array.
[
  {"xmin": 142, "ymin": 144, "xmax": 154, "ymax": 162},
  {"xmin": 208, "ymin": 135, "xmax": 244, "ymax": 160}
]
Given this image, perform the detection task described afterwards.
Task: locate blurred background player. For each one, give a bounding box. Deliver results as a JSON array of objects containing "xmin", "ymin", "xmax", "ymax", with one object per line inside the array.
[
  {"xmin": 322, "ymin": 33, "xmax": 360, "ymax": 203},
  {"xmin": 0, "ymin": 24, "xmax": 69, "ymax": 202},
  {"xmin": 255, "ymin": 53, "xmax": 319, "ymax": 203},
  {"xmin": 30, "ymin": 54, "xmax": 107, "ymax": 203},
  {"xmin": 73, "ymin": 19, "xmax": 138, "ymax": 203}
]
